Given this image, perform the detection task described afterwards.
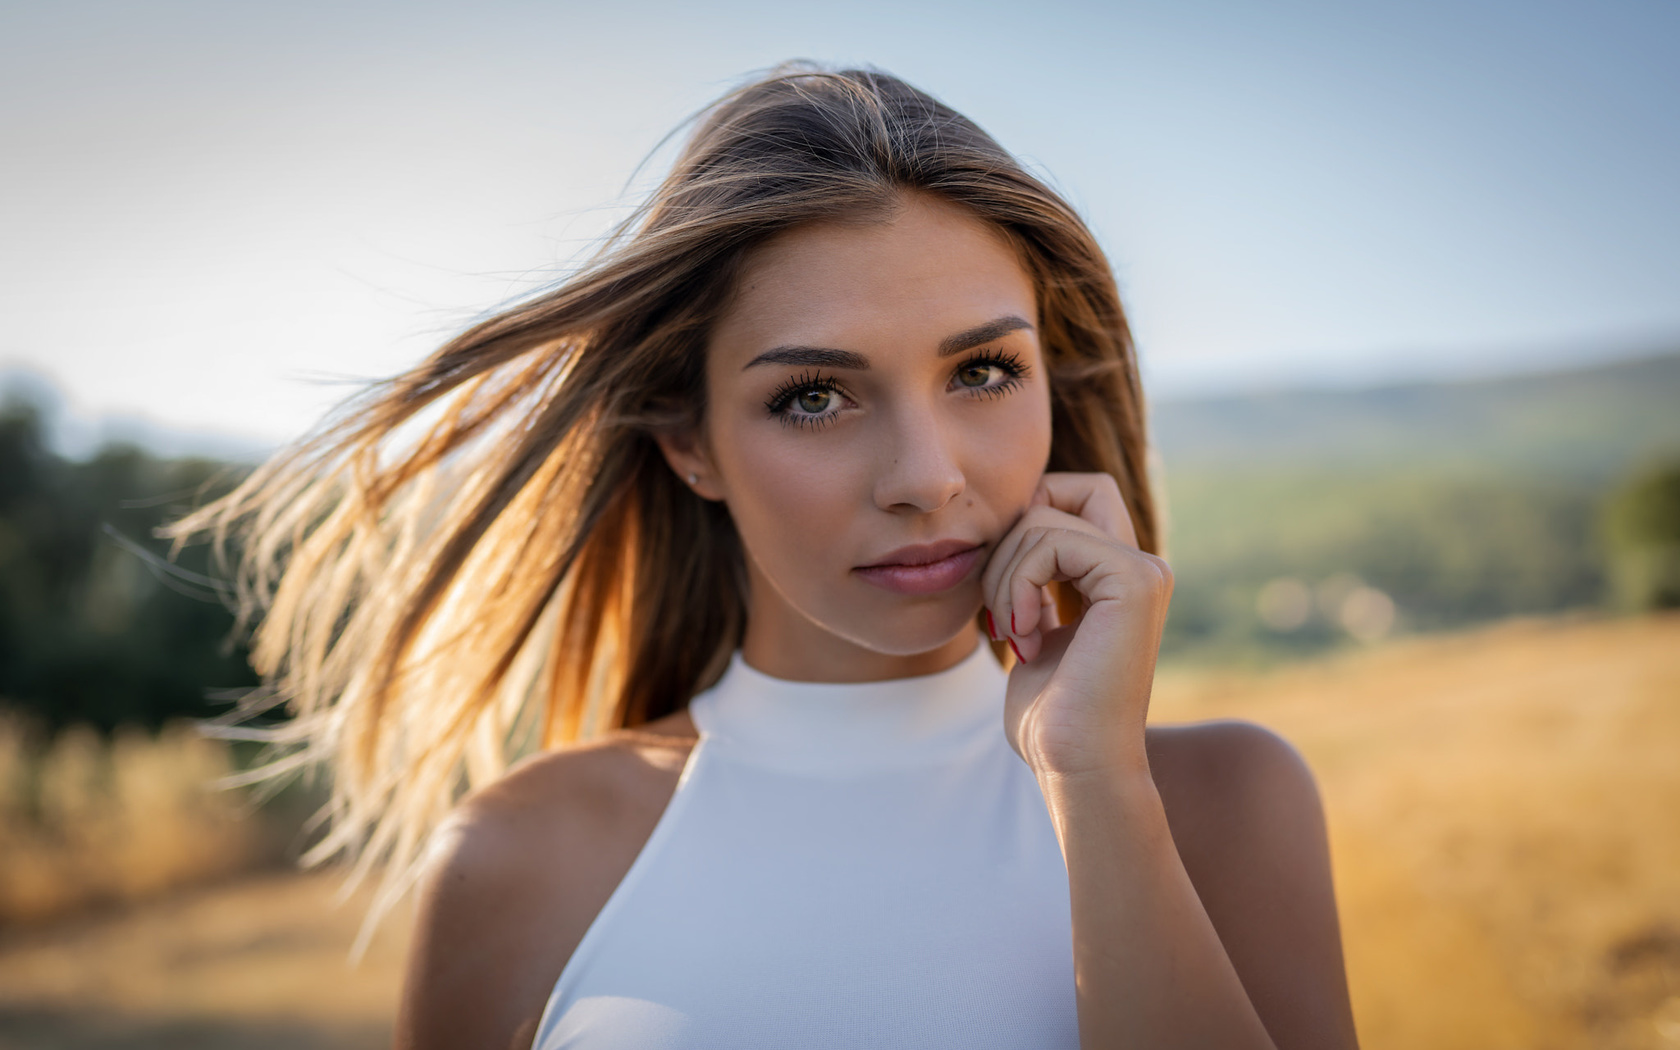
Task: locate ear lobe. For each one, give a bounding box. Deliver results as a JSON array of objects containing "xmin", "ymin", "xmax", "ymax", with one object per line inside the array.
[{"xmin": 652, "ymin": 427, "xmax": 724, "ymax": 501}]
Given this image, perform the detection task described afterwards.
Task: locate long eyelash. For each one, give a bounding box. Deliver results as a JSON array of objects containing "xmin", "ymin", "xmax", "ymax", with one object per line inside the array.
[
  {"xmin": 955, "ymin": 349, "xmax": 1031, "ymax": 399},
  {"xmin": 765, "ymin": 370, "xmax": 845, "ymax": 429}
]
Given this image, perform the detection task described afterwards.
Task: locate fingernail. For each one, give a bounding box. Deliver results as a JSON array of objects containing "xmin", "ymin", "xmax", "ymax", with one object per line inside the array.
[
  {"xmin": 985, "ymin": 610, "xmax": 997, "ymax": 640},
  {"xmin": 1008, "ymin": 638, "xmax": 1025, "ymax": 663}
]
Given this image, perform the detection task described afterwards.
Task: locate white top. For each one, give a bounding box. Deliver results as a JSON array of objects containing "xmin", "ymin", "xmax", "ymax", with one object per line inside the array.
[{"xmin": 530, "ymin": 641, "xmax": 1079, "ymax": 1050}]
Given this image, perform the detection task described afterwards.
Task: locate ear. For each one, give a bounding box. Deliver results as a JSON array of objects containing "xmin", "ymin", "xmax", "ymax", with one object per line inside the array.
[{"xmin": 652, "ymin": 426, "xmax": 726, "ymax": 501}]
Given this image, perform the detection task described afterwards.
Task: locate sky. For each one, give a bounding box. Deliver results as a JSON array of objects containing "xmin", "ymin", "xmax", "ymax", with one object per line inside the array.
[{"xmin": 2, "ymin": 0, "xmax": 1677, "ymax": 452}]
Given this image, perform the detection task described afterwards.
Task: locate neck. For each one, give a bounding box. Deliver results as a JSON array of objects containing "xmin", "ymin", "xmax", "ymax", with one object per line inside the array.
[
  {"xmin": 689, "ymin": 641, "xmax": 1007, "ymax": 774},
  {"xmin": 739, "ymin": 594, "xmax": 984, "ymax": 685}
]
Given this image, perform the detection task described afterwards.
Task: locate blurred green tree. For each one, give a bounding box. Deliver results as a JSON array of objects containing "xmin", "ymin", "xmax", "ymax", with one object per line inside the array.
[
  {"xmin": 1600, "ymin": 459, "xmax": 1680, "ymax": 611},
  {"xmin": 0, "ymin": 394, "xmax": 258, "ymax": 732},
  {"xmin": 1159, "ymin": 467, "xmax": 1606, "ymax": 661}
]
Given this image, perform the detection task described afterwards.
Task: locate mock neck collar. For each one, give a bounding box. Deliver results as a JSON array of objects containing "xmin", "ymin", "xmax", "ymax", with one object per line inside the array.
[{"xmin": 687, "ymin": 641, "xmax": 1008, "ymax": 775}]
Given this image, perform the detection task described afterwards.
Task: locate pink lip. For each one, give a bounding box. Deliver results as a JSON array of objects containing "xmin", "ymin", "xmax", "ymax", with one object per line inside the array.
[{"xmin": 854, "ymin": 540, "xmax": 984, "ymax": 596}]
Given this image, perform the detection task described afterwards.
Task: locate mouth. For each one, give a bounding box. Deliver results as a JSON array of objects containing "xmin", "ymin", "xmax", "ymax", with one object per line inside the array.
[{"xmin": 853, "ymin": 540, "xmax": 985, "ymax": 596}]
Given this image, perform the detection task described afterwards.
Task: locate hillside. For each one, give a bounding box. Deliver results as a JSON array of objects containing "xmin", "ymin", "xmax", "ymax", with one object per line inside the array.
[
  {"xmin": 1152, "ymin": 350, "xmax": 1680, "ymax": 480},
  {"xmin": 1151, "ymin": 351, "xmax": 1680, "ymax": 659}
]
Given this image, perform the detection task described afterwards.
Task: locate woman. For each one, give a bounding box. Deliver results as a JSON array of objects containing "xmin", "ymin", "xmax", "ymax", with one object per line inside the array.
[{"xmin": 178, "ymin": 65, "xmax": 1358, "ymax": 1049}]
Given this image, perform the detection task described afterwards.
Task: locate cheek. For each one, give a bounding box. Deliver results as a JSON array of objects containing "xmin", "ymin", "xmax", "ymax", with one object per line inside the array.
[
  {"xmin": 964, "ymin": 385, "xmax": 1054, "ymax": 499},
  {"xmin": 714, "ymin": 419, "xmax": 866, "ymax": 561}
]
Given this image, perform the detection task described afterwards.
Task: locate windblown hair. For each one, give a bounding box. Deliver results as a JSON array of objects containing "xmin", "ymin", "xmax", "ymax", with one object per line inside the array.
[{"xmin": 168, "ymin": 63, "xmax": 1159, "ymax": 934}]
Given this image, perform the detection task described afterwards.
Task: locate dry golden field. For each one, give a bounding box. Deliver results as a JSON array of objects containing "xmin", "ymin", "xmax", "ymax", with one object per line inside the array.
[
  {"xmin": 1152, "ymin": 611, "xmax": 1680, "ymax": 1050},
  {"xmin": 0, "ymin": 720, "xmax": 263, "ymax": 927},
  {"xmin": 0, "ymin": 612, "xmax": 1675, "ymax": 1049}
]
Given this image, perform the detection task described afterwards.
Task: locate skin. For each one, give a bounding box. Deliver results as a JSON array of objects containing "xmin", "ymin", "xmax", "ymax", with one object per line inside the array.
[{"xmin": 395, "ymin": 193, "xmax": 1361, "ymax": 1050}]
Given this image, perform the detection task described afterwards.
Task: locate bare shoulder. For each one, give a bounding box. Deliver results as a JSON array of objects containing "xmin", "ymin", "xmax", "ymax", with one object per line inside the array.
[
  {"xmin": 1145, "ymin": 719, "xmax": 1324, "ymax": 846},
  {"xmin": 393, "ymin": 712, "xmax": 698, "ymax": 1050},
  {"xmin": 1144, "ymin": 720, "xmax": 1361, "ymax": 1049}
]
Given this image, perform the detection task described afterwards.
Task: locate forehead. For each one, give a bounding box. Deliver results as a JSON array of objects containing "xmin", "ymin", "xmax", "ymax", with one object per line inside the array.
[{"xmin": 709, "ymin": 194, "xmax": 1038, "ymax": 365}]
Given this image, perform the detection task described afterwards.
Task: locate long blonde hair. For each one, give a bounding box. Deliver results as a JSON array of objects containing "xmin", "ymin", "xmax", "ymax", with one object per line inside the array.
[{"xmin": 169, "ymin": 63, "xmax": 1159, "ymax": 930}]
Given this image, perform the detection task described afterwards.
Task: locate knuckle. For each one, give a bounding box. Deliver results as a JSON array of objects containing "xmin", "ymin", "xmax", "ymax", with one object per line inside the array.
[
  {"xmin": 1143, "ymin": 557, "xmax": 1174, "ymax": 597},
  {"xmin": 1147, "ymin": 552, "xmax": 1173, "ymax": 580}
]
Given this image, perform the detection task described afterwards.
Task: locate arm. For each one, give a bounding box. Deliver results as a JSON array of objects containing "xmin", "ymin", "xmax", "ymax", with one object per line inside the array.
[
  {"xmin": 983, "ymin": 474, "xmax": 1357, "ymax": 1049},
  {"xmin": 1152, "ymin": 722, "xmax": 1360, "ymax": 1050},
  {"xmin": 1044, "ymin": 764, "xmax": 1276, "ymax": 1048},
  {"xmin": 394, "ymin": 797, "xmax": 579, "ymax": 1050},
  {"xmin": 1044, "ymin": 722, "xmax": 1360, "ymax": 1049}
]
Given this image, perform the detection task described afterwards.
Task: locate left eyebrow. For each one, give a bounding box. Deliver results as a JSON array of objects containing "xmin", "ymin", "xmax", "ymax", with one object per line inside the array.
[
  {"xmin": 740, "ymin": 314, "xmax": 1035, "ymax": 371},
  {"xmin": 937, "ymin": 315, "xmax": 1035, "ymax": 357}
]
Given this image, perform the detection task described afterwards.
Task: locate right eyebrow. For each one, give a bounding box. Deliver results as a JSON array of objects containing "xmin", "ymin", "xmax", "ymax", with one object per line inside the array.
[{"xmin": 741, "ymin": 346, "xmax": 870, "ymax": 371}]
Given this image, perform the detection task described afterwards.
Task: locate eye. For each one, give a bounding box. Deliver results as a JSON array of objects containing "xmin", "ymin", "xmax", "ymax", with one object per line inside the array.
[
  {"xmin": 795, "ymin": 388, "xmax": 835, "ymax": 414},
  {"xmin": 956, "ymin": 361, "xmax": 1005, "ymax": 389},
  {"xmin": 949, "ymin": 350, "xmax": 1029, "ymax": 397},
  {"xmin": 765, "ymin": 371, "xmax": 852, "ymax": 429}
]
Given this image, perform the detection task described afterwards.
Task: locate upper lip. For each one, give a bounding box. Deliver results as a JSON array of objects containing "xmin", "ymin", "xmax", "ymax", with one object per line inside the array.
[{"xmin": 856, "ymin": 539, "xmax": 983, "ymax": 569}]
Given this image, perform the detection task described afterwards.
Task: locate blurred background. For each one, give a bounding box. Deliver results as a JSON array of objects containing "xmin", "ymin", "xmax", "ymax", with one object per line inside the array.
[{"xmin": 2, "ymin": 0, "xmax": 1678, "ymax": 1047}]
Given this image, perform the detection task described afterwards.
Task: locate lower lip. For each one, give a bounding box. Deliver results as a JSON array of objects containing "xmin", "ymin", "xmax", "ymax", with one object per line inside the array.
[{"xmin": 854, "ymin": 547, "xmax": 984, "ymax": 596}]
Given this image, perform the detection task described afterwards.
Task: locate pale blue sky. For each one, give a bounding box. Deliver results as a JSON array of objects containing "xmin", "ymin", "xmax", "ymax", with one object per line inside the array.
[{"xmin": 2, "ymin": 0, "xmax": 1676, "ymax": 446}]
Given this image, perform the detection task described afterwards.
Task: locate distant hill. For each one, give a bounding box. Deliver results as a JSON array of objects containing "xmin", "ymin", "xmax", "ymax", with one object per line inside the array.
[
  {"xmin": 1151, "ymin": 350, "xmax": 1680, "ymax": 482},
  {"xmin": 1150, "ymin": 350, "xmax": 1680, "ymax": 659},
  {"xmin": 0, "ymin": 366, "xmax": 275, "ymax": 464}
]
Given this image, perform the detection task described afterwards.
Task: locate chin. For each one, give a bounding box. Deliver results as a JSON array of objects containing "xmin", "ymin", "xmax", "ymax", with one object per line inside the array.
[{"xmin": 834, "ymin": 599, "xmax": 983, "ymax": 657}]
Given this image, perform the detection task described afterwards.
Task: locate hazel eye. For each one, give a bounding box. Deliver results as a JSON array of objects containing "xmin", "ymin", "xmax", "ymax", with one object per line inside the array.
[
  {"xmin": 765, "ymin": 371, "xmax": 850, "ymax": 429},
  {"xmin": 956, "ymin": 363, "xmax": 1000, "ymax": 388},
  {"xmin": 795, "ymin": 388, "xmax": 833, "ymax": 414}
]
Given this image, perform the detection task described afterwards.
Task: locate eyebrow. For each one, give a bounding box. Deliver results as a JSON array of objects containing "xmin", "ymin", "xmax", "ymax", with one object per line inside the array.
[{"xmin": 740, "ymin": 314, "xmax": 1035, "ymax": 371}]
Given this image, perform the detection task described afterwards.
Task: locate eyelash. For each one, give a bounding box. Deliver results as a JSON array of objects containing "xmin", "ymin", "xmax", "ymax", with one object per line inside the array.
[{"xmin": 763, "ymin": 350, "xmax": 1031, "ymax": 430}]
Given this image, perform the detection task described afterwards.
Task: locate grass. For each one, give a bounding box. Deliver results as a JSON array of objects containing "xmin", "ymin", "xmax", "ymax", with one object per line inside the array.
[
  {"xmin": 0, "ymin": 718, "xmax": 270, "ymax": 925},
  {"xmin": 0, "ymin": 612, "xmax": 1675, "ymax": 1048},
  {"xmin": 1153, "ymin": 610, "xmax": 1680, "ymax": 1050},
  {"xmin": 0, "ymin": 871, "xmax": 408, "ymax": 1049}
]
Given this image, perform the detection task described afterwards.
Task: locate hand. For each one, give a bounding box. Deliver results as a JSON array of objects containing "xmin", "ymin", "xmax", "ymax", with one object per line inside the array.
[{"xmin": 980, "ymin": 472, "xmax": 1174, "ymax": 780}]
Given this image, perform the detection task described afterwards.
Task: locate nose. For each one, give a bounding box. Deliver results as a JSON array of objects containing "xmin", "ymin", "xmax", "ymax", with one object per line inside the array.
[{"xmin": 871, "ymin": 401, "xmax": 966, "ymax": 514}]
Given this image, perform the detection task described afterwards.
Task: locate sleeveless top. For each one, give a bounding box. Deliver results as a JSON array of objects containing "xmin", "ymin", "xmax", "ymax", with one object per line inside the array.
[{"xmin": 530, "ymin": 641, "xmax": 1079, "ymax": 1050}]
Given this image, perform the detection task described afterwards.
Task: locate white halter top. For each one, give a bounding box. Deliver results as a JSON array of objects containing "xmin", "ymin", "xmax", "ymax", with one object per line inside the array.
[{"xmin": 530, "ymin": 641, "xmax": 1078, "ymax": 1049}]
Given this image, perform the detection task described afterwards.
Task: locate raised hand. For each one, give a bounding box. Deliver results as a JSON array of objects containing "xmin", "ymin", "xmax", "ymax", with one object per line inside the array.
[{"xmin": 980, "ymin": 472, "xmax": 1174, "ymax": 780}]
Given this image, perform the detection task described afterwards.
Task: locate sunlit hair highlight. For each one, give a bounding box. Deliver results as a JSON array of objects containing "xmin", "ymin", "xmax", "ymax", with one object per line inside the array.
[{"xmin": 167, "ymin": 62, "xmax": 1160, "ymax": 941}]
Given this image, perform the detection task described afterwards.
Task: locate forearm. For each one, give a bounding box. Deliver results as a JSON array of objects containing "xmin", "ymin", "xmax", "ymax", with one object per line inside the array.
[{"xmin": 1040, "ymin": 769, "xmax": 1278, "ymax": 1050}]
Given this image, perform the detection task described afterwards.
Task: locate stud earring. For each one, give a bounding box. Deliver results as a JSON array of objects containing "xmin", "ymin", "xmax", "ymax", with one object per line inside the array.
[{"xmin": 687, "ymin": 472, "xmax": 698, "ymax": 485}]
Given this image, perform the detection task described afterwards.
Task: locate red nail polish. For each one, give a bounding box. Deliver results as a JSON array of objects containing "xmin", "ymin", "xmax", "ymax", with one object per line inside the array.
[
  {"xmin": 985, "ymin": 610, "xmax": 997, "ymax": 640},
  {"xmin": 1008, "ymin": 638, "xmax": 1024, "ymax": 663},
  {"xmin": 1011, "ymin": 610, "xmax": 1018, "ymax": 635}
]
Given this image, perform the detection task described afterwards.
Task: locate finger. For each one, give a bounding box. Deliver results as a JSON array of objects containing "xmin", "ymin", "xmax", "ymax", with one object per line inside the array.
[
  {"xmin": 1006, "ymin": 529, "xmax": 1058, "ymax": 644},
  {"xmin": 981, "ymin": 506, "xmax": 1053, "ymax": 616},
  {"xmin": 1037, "ymin": 472, "xmax": 1137, "ymax": 547},
  {"xmin": 981, "ymin": 505, "xmax": 1096, "ymax": 622},
  {"xmin": 1039, "ymin": 584, "xmax": 1059, "ymax": 630},
  {"xmin": 1003, "ymin": 530, "xmax": 1128, "ymax": 661},
  {"xmin": 1006, "ymin": 532, "xmax": 1076, "ymax": 662}
]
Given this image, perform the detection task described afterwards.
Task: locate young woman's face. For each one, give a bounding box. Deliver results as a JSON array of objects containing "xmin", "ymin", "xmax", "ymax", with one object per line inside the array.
[{"xmin": 673, "ymin": 193, "xmax": 1053, "ymax": 679}]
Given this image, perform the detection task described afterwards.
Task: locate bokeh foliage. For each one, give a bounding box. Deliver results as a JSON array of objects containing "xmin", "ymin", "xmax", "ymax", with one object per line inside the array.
[
  {"xmin": 1153, "ymin": 351, "xmax": 1680, "ymax": 662},
  {"xmin": 0, "ymin": 396, "xmax": 257, "ymax": 732},
  {"xmin": 1599, "ymin": 459, "xmax": 1680, "ymax": 611},
  {"xmin": 1158, "ymin": 467, "xmax": 1607, "ymax": 659}
]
